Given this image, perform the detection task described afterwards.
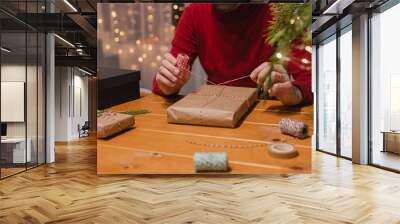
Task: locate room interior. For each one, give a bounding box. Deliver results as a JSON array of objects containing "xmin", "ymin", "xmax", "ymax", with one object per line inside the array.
[
  {"xmin": 0, "ymin": 0, "xmax": 97, "ymax": 179},
  {"xmin": 0, "ymin": 0, "xmax": 400, "ymax": 223},
  {"xmin": 0, "ymin": 16, "xmax": 47, "ymax": 178},
  {"xmin": 313, "ymin": 0, "xmax": 400, "ymax": 172}
]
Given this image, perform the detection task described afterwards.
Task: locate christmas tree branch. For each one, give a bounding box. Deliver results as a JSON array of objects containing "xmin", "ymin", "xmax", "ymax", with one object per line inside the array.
[{"xmin": 259, "ymin": 1, "xmax": 312, "ymax": 99}]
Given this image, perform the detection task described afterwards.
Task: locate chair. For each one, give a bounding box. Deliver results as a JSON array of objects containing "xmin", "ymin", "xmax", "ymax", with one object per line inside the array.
[{"xmin": 79, "ymin": 121, "xmax": 90, "ymax": 138}]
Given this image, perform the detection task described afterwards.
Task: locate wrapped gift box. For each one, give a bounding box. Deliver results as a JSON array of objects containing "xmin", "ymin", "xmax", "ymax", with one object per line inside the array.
[
  {"xmin": 97, "ymin": 112, "xmax": 135, "ymax": 138},
  {"xmin": 167, "ymin": 85, "xmax": 257, "ymax": 128}
]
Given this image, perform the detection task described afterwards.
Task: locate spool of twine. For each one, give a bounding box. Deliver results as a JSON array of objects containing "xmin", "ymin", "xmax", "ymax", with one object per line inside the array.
[
  {"xmin": 278, "ymin": 118, "xmax": 308, "ymax": 139},
  {"xmin": 193, "ymin": 152, "xmax": 229, "ymax": 172},
  {"xmin": 177, "ymin": 53, "xmax": 190, "ymax": 72},
  {"xmin": 268, "ymin": 143, "xmax": 299, "ymax": 159}
]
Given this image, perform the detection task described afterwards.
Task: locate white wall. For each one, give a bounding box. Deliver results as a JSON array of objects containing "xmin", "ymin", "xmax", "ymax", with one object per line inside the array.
[
  {"xmin": 71, "ymin": 73, "xmax": 89, "ymax": 138},
  {"xmin": 55, "ymin": 66, "xmax": 69, "ymax": 141},
  {"xmin": 1, "ymin": 63, "xmax": 46, "ymax": 164},
  {"xmin": 54, "ymin": 67, "xmax": 89, "ymax": 141},
  {"xmin": 1, "ymin": 65, "xmax": 34, "ymax": 138}
]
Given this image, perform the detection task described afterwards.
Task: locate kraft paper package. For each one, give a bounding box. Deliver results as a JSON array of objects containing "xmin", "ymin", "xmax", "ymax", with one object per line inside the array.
[
  {"xmin": 97, "ymin": 112, "xmax": 135, "ymax": 138},
  {"xmin": 167, "ymin": 85, "xmax": 257, "ymax": 128}
]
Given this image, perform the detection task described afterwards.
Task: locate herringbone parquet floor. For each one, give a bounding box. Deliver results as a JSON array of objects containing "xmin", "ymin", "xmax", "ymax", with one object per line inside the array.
[{"xmin": 1, "ymin": 137, "xmax": 400, "ymax": 224}]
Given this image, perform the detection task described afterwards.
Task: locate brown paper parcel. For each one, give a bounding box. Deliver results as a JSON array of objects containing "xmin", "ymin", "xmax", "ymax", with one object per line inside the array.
[
  {"xmin": 167, "ymin": 85, "xmax": 257, "ymax": 128},
  {"xmin": 97, "ymin": 112, "xmax": 135, "ymax": 138}
]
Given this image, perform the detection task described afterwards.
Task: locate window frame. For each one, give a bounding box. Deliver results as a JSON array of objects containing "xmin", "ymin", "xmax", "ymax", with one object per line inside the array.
[
  {"xmin": 315, "ymin": 21, "xmax": 353, "ymax": 160},
  {"xmin": 367, "ymin": 0, "xmax": 400, "ymax": 173}
]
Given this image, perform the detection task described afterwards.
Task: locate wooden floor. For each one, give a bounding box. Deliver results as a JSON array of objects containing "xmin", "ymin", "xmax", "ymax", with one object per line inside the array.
[
  {"xmin": 372, "ymin": 150, "xmax": 400, "ymax": 171},
  {"xmin": 1, "ymin": 167, "xmax": 25, "ymax": 178},
  {"xmin": 1, "ymin": 137, "xmax": 400, "ymax": 224}
]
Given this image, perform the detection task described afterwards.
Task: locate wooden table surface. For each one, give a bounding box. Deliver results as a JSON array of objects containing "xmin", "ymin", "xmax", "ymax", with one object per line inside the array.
[{"xmin": 97, "ymin": 93, "xmax": 313, "ymax": 174}]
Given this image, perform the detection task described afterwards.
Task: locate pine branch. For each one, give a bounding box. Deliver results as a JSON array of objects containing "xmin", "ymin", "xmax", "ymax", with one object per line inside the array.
[{"xmin": 259, "ymin": 2, "xmax": 312, "ymax": 99}]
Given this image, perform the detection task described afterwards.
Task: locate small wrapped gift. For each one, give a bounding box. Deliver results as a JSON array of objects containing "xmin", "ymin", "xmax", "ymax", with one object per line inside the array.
[
  {"xmin": 167, "ymin": 85, "xmax": 257, "ymax": 128},
  {"xmin": 97, "ymin": 112, "xmax": 135, "ymax": 138}
]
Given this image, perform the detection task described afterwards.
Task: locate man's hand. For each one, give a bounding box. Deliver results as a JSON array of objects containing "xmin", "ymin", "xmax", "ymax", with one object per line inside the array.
[
  {"xmin": 155, "ymin": 53, "xmax": 190, "ymax": 95},
  {"xmin": 250, "ymin": 62, "xmax": 303, "ymax": 106}
]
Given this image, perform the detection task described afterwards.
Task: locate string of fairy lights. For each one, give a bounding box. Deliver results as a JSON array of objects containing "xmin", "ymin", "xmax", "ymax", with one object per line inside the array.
[{"xmin": 98, "ymin": 3, "xmax": 184, "ymax": 71}]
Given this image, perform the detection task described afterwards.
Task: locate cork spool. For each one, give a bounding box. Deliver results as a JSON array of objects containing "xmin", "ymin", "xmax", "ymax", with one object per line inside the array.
[{"xmin": 268, "ymin": 143, "xmax": 299, "ymax": 159}]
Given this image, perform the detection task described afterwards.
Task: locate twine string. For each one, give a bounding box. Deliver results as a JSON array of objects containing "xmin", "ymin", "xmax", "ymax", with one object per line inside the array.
[
  {"xmin": 177, "ymin": 56, "xmax": 248, "ymax": 85},
  {"xmin": 216, "ymin": 74, "xmax": 252, "ymax": 85},
  {"xmin": 185, "ymin": 69, "xmax": 251, "ymax": 86},
  {"xmin": 176, "ymin": 53, "xmax": 310, "ymax": 86},
  {"xmin": 181, "ymin": 60, "xmax": 310, "ymax": 86}
]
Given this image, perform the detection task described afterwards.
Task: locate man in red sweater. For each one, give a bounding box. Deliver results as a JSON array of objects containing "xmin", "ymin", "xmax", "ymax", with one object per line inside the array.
[{"xmin": 152, "ymin": 4, "xmax": 312, "ymax": 105}]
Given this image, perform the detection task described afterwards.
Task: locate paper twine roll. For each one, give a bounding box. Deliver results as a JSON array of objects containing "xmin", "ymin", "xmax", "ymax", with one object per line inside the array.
[
  {"xmin": 176, "ymin": 53, "xmax": 190, "ymax": 72},
  {"xmin": 193, "ymin": 152, "xmax": 229, "ymax": 172},
  {"xmin": 278, "ymin": 118, "xmax": 308, "ymax": 139},
  {"xmin": 268, "ymin": 143, "xmax": 299, "ymax": 159}
]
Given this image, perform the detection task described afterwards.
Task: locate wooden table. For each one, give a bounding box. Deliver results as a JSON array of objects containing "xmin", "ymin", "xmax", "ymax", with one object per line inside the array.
[
  {"xmin": 381, "ymin": 131, "xmax": 400, "ymax": 154},
  {"xmin": 97, "ymin": 93, "xmax": 313, "ymax": 174}
]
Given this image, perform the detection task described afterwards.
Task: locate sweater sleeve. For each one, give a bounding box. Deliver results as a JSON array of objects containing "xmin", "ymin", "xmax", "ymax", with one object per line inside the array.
[
  {"xmin": 286, "ymin": 44, "xmax": 313, "ymax": 105},
  {"xmin": 152, "ymin": 4, "xmax": 198, "ymax": 96}
]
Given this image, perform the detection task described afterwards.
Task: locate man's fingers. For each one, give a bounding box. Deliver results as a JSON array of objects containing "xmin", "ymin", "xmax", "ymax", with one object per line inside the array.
[
  {"xmin": 268, "ymin": 81, "xmax": 303, "ymax": 106},
  {"xmin": 251, "ymin": 62, "xmax": 288, "ymax": 86},
  {"xmin": 250, "ymin": 62, "xmax": 268, "ymax": 82},
  {"xmin": 271, "ymin": 71, "xmax": 289, "ymax": 84},
  {"xmin": 271, "ymin": 71, "xmax": 282, "ymax": 84},
  {"xmin": 250, "ymin": 70, "xmax": 257, "ymax": 82},
  {"xmin": 262, "ymin": 75, "xmax": 272, "ymax": 92},
  {"xmin": 273, "ymin": 64, "xmax": 287, "ymax": 74},
  {"xmin": 269, "ymin": 84, "xmax": 277, "ymax": 97},
  {"xmin": 257, "ymin": 66, "xmax": 270, "ymax": 85},
  {"xmin": 250, "ymin": 62, "xmax": 287, "ymax": 84},
  {"xmin": 164, "ymin": 53, "xmax": 177, "ymax": 65},
  {"xmin": 269, "ymin": 82, "xmax": 286, "ymax": 97},
  {"xmin": 160, "ymin": 66, "xmax": 178, "ymax": 82},
  {"xmin": 182, "ymin": 69, "xmax": 190, "ymax": 81},
  {"xmin": 162, "ymin": 59, "xmax": 180, "ymax": 76},
  {"xmin": 176, "ymin": 69, "xmax": 190, "ymax": 85},
  {"xmin": 156, "ymin": 73, "xmax": 175, "ymax": 88}
]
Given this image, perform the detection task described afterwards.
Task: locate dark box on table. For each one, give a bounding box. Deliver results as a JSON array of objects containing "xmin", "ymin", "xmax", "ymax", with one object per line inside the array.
[{"xmin": 98, "ymin": 67, "xmax": 141, "ymax": 110}]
